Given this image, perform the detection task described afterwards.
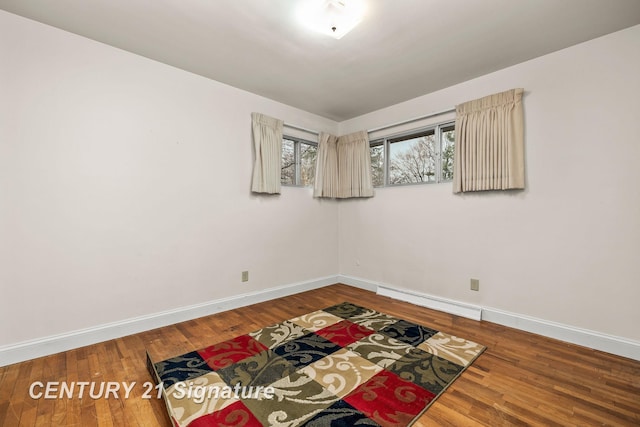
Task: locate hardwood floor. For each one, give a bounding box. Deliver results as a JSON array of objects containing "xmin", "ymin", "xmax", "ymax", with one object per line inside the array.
[{"xmin": 1, "ymin": 284, "xmax": 639, "ymax": 426}]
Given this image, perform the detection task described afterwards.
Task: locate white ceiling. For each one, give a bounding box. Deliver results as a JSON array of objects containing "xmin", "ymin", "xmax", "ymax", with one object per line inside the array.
[{"xmin": 2, "ymin": 0, "xmax": 640, "ymax": 121}]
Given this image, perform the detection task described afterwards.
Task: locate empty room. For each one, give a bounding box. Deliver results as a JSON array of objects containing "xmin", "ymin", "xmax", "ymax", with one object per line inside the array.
[{"xmin": 1, "ymin": 1, "xmax": 639, "ymax": 426}]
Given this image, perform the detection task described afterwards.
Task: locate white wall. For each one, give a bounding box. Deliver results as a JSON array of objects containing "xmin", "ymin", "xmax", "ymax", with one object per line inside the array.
[
  {"xmin": 0, "ymin": 10, "xmax": 339, "ymax": 347},
  {"xmin": 339, "ymin": 25, "xmax": 640, "ymax": 342}
]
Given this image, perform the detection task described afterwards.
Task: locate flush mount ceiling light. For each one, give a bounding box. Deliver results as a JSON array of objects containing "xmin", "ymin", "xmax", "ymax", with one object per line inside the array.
[{"xmin": 297, "ymin": 0, "xmax": 366, "ymax": 39}]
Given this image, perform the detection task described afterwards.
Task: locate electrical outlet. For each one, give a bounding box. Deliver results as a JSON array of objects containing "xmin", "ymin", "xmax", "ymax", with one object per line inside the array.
[
  {"xmin": 241, "ymin": 271, "xmax": 249, "ymax": 282},
  {"xmin": 470, "ymin": 278, "xmax": 479, "ymax": 291}
]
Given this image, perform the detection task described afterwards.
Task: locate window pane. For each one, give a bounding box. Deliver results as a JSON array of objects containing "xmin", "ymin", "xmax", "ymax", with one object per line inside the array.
[
  {"xmin": 300, "ymin": 142, "xmax": 317, "ymax": 186},
  {"xmin": 281, "ymin": 139, "xmax": 295, "ymax": 185},
  {"xmin": 389, "ymin": 132, "xmax": 436, "ymax": 184},
  {"xmin": 441, "ymin": 125, "xmax": 455, "ymax": 181},
  {"xmin": 370, "ymin": 143, "xmax": 384, "ymax": 187}
]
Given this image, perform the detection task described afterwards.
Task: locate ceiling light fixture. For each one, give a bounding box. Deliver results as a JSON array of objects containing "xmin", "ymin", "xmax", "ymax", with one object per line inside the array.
[{"xmin": 297, "ymin": 0, "xmax": 365, "ymax": 39}]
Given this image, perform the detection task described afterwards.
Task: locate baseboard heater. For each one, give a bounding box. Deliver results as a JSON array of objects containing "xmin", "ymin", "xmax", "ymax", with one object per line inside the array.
[{"xmin": 377, "ymin": 285, "xmax": 482, "ymax": 321}]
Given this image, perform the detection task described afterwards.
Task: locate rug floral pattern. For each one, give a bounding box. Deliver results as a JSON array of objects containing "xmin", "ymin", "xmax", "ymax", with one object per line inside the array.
[{"xmin": 149, "ymin": 302, "xmax": 485, "ymax": 427}]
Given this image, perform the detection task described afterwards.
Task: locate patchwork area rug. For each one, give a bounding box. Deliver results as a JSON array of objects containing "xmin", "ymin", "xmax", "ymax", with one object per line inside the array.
[{"xmin": 148, "ymin": 302, "xmax": 485, "ymax": 427}]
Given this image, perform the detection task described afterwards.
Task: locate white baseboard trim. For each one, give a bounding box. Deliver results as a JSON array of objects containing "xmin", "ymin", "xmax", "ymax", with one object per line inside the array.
[
  {"xmin": 338, "ymin": 275, "xmax": 481, "ymax": 320},
  {"xmin": 376, "ymin": 284, "xmax": 483, "ymax": 321},
  {"xmin": 0, "ymin": 275, "xmax": 339, "ymax": 367},
  {"xmin": 4, "ymin": 275, "xmax": 639, "ymax": 366},
  {"xmin": 339, "ymin": 275, "xmax": 640, "ymax": 361},
  {"xmin": 336, "ymin": 274, "xmax": 378, "ymax": 292},
  {"xmin": 482, "ymin": 307, "xmax": 640, "ymax": 362}
]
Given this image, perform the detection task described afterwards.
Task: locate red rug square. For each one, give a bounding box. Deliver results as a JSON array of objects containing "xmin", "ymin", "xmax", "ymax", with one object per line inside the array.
[
  {"xmin": 197, "ymin": 334, "xmax": 268, "ymax": 371},
  {"xmin": 315, "ymin": 319, "xmax": 375, "ymax": 347},
  {"xmin": 344, "ymin": 370, "xmax": 436, "ymax": 427}
]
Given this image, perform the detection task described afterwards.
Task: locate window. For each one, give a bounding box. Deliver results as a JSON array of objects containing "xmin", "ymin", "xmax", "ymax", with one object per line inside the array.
[
  {"xmin": 389, "ymin": 130, "xmax": 436, "ymax": 184},
  {"xmin": 441, "ymin": 124, "xmax": 455, "ymax": 181},
  {"xmin": 281, "ymin": 136, "xmax": 317, "ymax": 186},
  {"xmin": 370, "ymin": 121, "xmax": 455, "ymax": 186},
  {"xmin": 281, "ymin": 139, "xmax": 296, "ymax": 185},
  {"xmin": 370, "ymin": 141, "xmax": 385, "ymax": 187}
]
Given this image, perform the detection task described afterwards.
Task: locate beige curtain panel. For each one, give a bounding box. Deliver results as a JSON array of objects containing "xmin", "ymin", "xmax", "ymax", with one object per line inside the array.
[
  {"xmin": 314, "ymin": 130, "xmax": 373, "ymax": 199},
  {"xmin": 337, "ymin": 131, "xmax": 374, "ymax": 198},
  {"xmin": 251, "ymin": 112, "xmax": 284, "ymax": 194},
  {"xmin": 453, "ymin": 88, "xmax": 525, "ymax": 193},
  {"xmin": 313, "ymin": 132, "xmax": 339, "ymax": 198}
]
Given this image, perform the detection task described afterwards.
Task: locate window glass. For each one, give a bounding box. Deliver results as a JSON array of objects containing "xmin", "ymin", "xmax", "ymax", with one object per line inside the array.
[
  {"xmin": 370, "ymin": 122, "xmax": 454, "ymax": 186},
  {"xmin": 441, "ymin": 125, "xmax": 455, "ymax": 181},
  {"xmin": 389, "ymin": 131, "xmax": 436, "ymax": 184},
  {"xmin": 370, "ymin": 142, "xmax": 385, "ymax": 187},
  {"xmin": 281, "ymin": 137, "xmax": 317, "ymax": 186},
  {"xmin": 281, "ymin": 138, "xmax": 295, "ymax": 185},
  {"xmin": 300, "ymin": 142, "xmax": 317, "ymax": 186}
]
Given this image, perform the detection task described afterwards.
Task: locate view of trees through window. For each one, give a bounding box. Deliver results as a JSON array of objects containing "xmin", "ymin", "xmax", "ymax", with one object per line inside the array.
[
  {"xmin": 281, "ymin": 139, "xmax": 295, "ymax": 185},
  {"xmin": 370, "ymin": 143, "xmax": 385, "ymax": 187},
  {"xmin": 281, "ymin": 137, "xmax": 317, "ymax": 186},
  {"xmin": 282, "ymin": 122, "xmax": 453, "ymax": 188},
  {"xmin": 370, "ymin": 122, "xmax": 455, "ymax": 186},
  {"xmin": 300, "ymin": 143, "xmax": 317, "ymax": 185},
  {"xmin": 389, "ymin": 131, "xmax": 437, "ymax": 184},
  {"xmin": 441, "ymin": 125, "xmax": 455, "ymax": 181}
]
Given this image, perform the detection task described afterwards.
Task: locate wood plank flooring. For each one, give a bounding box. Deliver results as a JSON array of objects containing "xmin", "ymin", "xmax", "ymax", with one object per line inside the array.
[{"xmin": 1, "ymin": 284, "xmax": 639, "ymax": 426}]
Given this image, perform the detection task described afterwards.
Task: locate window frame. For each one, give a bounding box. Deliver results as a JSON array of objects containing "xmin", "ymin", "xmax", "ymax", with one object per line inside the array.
[
  {"xmin": 370, "ymin": 120, "xmax": 455, "ymax": 187},
  {"xmin": 281, "ymin": 135, "xmax": 318, "ymax": 187}
]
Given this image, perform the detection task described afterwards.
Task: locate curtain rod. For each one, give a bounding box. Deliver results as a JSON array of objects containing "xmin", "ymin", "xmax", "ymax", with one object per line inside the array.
[
  {"xmin": 283, "ymin": 123, "xmax": 320, "ymax": 136},
  {"xmin": 283, "ymin": 106, "xmax": 455, "ymax": 137},
  {"xmin": 367, "ymin": 107, "xmax": 456, "ymax": 133}
]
